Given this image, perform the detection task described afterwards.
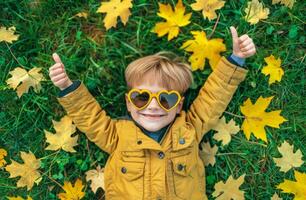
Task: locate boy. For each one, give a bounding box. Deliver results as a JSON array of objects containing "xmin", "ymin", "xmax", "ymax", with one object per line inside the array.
[{"xmin": 49, "ymin": 26, "xmax": 256, "ymax": 200}]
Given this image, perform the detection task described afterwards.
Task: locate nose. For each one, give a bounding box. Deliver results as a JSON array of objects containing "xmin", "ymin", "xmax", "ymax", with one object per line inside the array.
[{"xmin": 146, "ymin": 97, "xmax": 161, "ymax": 110}]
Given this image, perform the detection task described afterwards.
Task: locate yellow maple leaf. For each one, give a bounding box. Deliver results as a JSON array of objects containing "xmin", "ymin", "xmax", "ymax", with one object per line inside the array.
[
  {"xmin": 85, "ymin": 165, "xmax": 105, "ymax": 193},
  {"xmin": 0, "ymin": 148, "xmax": 8, "ymax": 168},
  {"xmin": 180, "ymin": 31, "xmax": 226, "ymax": 70},
  {"xmin": 244, "ymin": 0, "xmax": 269, "ymax": 25},
  {"xmin": 212, "ymin": 116, "xmax": 240, "ymax": 145},
  {"xmin": 96, "ymin": 0, "xmax": 132, "ymax": 30},
  {"xmin": 5, "ymin": 151, "xmax": 41, "ymax": 191},
  {"xmin": 273, "ymin": 141, "xmax": 304, "ymax": 172},
  {"xmin": 261, "ymin": 55, "xmax": 284, "ymax": 85},
  {"xmin": 7, "ymin": 196, "xmax": 33, "ymax": 200},
  {"xmin": 74, "ymin": 12, "xmax": 89, "ymax": 19},
  {"xmin": 6, "ymin": 67, "xmax": 45, "ymax": 98},
  {"xmin": 58, "ymin": 178, "xmax": 85, "ymax": 200},
  {"xmin": 272, "ymin": 0, "xmax": 295, "ymax": 9},
  {"xmin": 277, "ymin": 170, "xmax": 306, "ymax": 200},
  {"xmin": 0, "ymin": 26, "xmax": 19, "ymax": 43},
  {"xmin": 151, "ymin": 0, "xmax": 192, "ymax": 41},
  {"xmin": 45, "ymin": 116, "xmax": 78, "ymax": 153},
  {"xmin": 240, "ymin": 96, "xmax": 287, "ymax": 142},
  {"xmin": 212, "ymin": 174, "xmax": 245, "ymax": 200},
  {"xmin": 199, "ymin": 142, "xmax": 218, "ymax": 166},
  {"xmin": 191, "ymin": 0, "xmax": 225, "ymax": 21}
]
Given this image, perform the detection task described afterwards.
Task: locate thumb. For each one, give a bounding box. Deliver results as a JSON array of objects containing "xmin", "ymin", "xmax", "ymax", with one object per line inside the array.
[
  {"xmin": 230, "ymin": 26, "xmax": 239, "ymax": 44},
  {"xmin": 52, "ymin": 52, "xmax": 62, "ymax": 64}
]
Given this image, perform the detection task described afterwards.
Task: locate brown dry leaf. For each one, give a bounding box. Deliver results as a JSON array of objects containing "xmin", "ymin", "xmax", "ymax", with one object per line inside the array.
[
  {"xmin": 0, "ymin": 26, "xmax": 19, "ymax": 43},
  {"xmin": 273, "ymin": 141, "xmax": 304, "ymax": 172},
  {"xmin": 271, "ymin": 192, "xmax": 282, "ymax": 200},
  {"xmin": 96, "ymin": 0, "xmax": 132, "ymax": 30},
  {"xmin": 212, "ymin": 116, "xmax": 240, "ymax": 146},
  {"xmin": 244, "ymin": 0, "xmax": 269, "ymax": 25},
  {"xmin": 5, "ymin": 151, "xmax": 41, "ymax": 191},
  {"xmin": 6, "ymin": 67, "xmax": 45, "ymax": 98},
  {"xmin": 57, "ymin": 178, "xmax": 85, "ymax": 200},
  {"xmin": 212, "ymin": 174, "xmax": 245, "ymax": 200},
  {"xmin": 272, "ymin": 0, "xmax": 295, "ymax": 9},
  {"xmin": 45, "ymin": 115, "xmax": 78, "ymax": 153},
  {"xmin": 0, "ymin": 148, "xmax": 8, "ymax": 168},
  {"xmin": 191, "ymin": 0, "xmax": 225, "ymax": 21},
  {"xmin": 85, "ymin": 165, "xmax": 105, "ymax": 193},
  {"xmin": 199, "ymin": 142, "xmax": 218, "ymax": 166}
]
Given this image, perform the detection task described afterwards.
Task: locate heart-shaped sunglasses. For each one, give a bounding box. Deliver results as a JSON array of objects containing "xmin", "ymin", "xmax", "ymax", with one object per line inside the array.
[{"xmin": 126, "ymin": 88, "xmax": 182, "ymax": 112}]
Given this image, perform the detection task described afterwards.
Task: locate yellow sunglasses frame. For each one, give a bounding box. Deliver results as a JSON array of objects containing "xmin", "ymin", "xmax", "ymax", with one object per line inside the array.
[{"xmin": 126, "ymin": 88, "xmax": 182, "ymax": 112}]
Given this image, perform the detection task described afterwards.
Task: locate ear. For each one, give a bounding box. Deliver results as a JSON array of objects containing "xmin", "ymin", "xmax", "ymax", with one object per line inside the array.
[
  {"xmin": 176, "ymin": 96, "xmax": 185, "ymax": 114},
  {"xmin": 125, "ymin": 94, "xmax": 131, "ymax": 112}
]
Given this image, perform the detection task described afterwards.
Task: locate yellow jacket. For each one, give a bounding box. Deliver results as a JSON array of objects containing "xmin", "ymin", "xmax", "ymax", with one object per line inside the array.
[{"xmin": 57, "ymin": 57, "xmax": 248, "ymax": 200}]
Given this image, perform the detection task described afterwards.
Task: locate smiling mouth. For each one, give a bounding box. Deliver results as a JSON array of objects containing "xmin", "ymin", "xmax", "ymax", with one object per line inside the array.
[{"xmin": 140, "ymin": 113, "xmax": 166, "ymax": 118}]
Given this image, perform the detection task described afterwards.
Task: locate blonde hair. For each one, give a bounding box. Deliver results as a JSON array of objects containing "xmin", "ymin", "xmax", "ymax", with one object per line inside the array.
[{"xmin": 125, "ymin": 51, "xmax": 193, "ymax": 94}]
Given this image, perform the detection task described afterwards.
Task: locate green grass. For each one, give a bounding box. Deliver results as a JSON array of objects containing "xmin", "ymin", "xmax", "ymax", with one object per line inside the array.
[{"xmin": 0, "ymin": 0, "xmax": 305, "ymax": 199}]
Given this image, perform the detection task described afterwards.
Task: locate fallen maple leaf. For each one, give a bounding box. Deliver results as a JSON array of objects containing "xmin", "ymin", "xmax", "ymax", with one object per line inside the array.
[
  {"xmin": 212, "ymin": 116, "xmax": 240, "ymax": 146},
  {"xmin": 85, "ymin": 165, "xmax": 105, "ymax": 193},
  {"xmin": 6, "ymin": 67, "xmax": 45, "ymax": 98},
  {"xmin": 273, "ymin": 141, "xmax": 304, "ymax": 172},
  {"xmin": 7, "ymin": 196, "xmax": 33, "ymax": 200},
  {"xmin": 0, "ymin": 26, "xmax": 19, "ymax": 43},
  {"xmin": 0, "ymin": 148, "xmax": 7, "ymax": 168},
  {"xmin": 199, "ymin": 142, "xmax": 218, "ymax": 166},
  {"xmin": 212, "ymin": 174, "xmax": 245, "ymax": 200},
  {"xmin": 244, "ymin": 0, "xmax": 269, "ymax": 25},
  {"xmin": 240, "ymin": 96, "xmax": 287, "ymax": 142},
  {"xmin": 96, "ymin": 0, "xmax": 132, "ymax": 30},
  {"xmin": 58, "ymin": 178, "xmax": 85, "ymax": 200},
  {"xmin": 277, "ymin": 170, "xmax": 306, "ymax": 200},
  {"xmin": 191, "ymin": 0, "xmax": 225, "ymax": 21},
  {"xmin": 261, "ymin": 55, "xmax": 284, "ymax": 85},
  {"xmin": 45, "ymin": 115, "xmax": 78, "ymax": 153},
  {"xmin": 74, "ymin": 12, "xmax": 89, "ymax": 19},
  {"xmin": 272, "ymin": 0, "xmax": 295, "ymax": 9},
  {"xmin": 5, "ymin": 151, "xmax": 41, "ymax": 191},
  {"xmin": 181, "ymin": 31, "xmax": 226, "ymax": 70},
  {"xmin": 151, "ymin": 0, "xmax": 192, "ymax": 41},
  {"xmin": 271, "ymin": 192, "xmax": 282, "ymax": 200}
]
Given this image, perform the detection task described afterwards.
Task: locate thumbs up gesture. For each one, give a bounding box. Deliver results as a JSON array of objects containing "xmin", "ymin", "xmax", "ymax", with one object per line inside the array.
[
  {"xmin": 49, "ymin": 53, "xmax": 73, "ymax": 90},
  {"xmin": 230, "ymin": 26, "xmax": 256, "ymax": 59}
]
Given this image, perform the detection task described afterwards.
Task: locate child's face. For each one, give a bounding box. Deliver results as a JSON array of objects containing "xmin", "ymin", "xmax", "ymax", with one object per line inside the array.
[{"xmin": 125, "ymin": 82, "xmax": 184, "ymax": 132}]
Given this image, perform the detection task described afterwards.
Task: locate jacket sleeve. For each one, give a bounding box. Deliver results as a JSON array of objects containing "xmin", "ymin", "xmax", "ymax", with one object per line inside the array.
[
  {"xmin": 186, "ymin": 56, "xmax": 248, "ymax": 143},
  {"xmin": 57, "ymin": 82, "xmax": 118, "ymax": 154}
]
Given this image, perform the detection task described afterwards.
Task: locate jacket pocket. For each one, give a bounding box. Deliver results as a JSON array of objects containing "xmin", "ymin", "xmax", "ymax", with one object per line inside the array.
[
  {"xmin": 121, "ymin": 150, "xmax": 146, "ymax": 163},
  {"xmin": 116, "ymin": 158, "xmax": 145, "ymax": 200}
]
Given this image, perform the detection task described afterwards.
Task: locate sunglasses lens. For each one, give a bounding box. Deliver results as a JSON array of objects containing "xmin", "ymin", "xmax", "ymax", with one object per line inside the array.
[
  {"xmin": 159, "ymin": 93, "xmax": 179, "ymax": 110},
  {"xmin": 130, "ymin": 91, "xmax": 150, "ymax": 108}
]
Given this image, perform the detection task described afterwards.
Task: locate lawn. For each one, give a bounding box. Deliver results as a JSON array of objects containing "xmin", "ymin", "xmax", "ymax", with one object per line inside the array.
[{"xmin": 0, "ymin": 0, "xmax": 305, "ymax": 199}]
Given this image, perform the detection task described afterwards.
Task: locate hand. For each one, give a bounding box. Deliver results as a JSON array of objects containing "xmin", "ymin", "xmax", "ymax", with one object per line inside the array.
[
  {"xmin": 230, "ymin": 26, "xmax": 256, "ymax": 59},
  {"xmin": 49, "ymin": 53, "xmax": 73, "ymax": 91}
]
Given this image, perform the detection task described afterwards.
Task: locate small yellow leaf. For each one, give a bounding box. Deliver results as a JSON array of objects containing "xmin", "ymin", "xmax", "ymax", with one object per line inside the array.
[
  {"xmin": 85, "ymin": 165, "xmax": 105, "ymax": 193},
  {"xmin": 58, "ymin": 178, "xmax": 85, "ymax": 200},
  {"xmin": 244, "ymin": 0, "xmax": 269, "ymax": 25},
  {"xmin": 74, "ymin": 12, "xmax": 89, "ymax": 19},
  {"xmin": 261, "ymin": 55, "xmax": 284, "ymax": 85},
  {"xmin": 180, "ymin": 30, "xmax": 226, "ymax": 70},
  {"xmin": 277, "ymin": 170, "xmax": 306, "ymax": 200},
  {"xmin": 0, "ymin": 148, "xmax": 8, "ymax": 168},
  {"xmin": 45, "ymin": 116, "xmax": 78, "ymax": 153},
  {"xmin": 191, "ymin": 0, "xmax": 225, "ymax": 21},
  {"xmin": 0, "ymin": 26, "xmax": 19, "ymax": 43},
  {"xmin": 212, "ymin": 174, "xmax": 245, "ymax": 200},
  {"xmin": 5, "ymin": 151, "xmax": 41, "ymax": 191},
  {"xmin": 240, "ymin": 96, "xmax": 287, "ymax": 142},
  {"xmin": 151, "ymin": 0, "xmax": 192, "ymax": 41},
  {"xmin": 7, "ymin": 196, "xmax": 33, "ymax": 200},
  {"xmin": 96, "ymin": 0, "xmax": 132, "ymax": 30},
  {"xmin": 6, "ymin": 67, "xmax": 45, "ymax": 98},
  {"xmin": 271, "ymin": 192, "xmax": 282, "ymax": 200},
  {"xmin": 199, "ymin": 142, "xmax": 218, "ymax": 166},
  {"xmin": 273, "ymin": 141, "xmax": 304, "ymax": 172},
  {"xmin": 272, "ymin": 0, "xmax": 295, "ymax": 9},
  {"xmin": 212, "ymin": 116, "xmax": 240, "ymax": 145}
]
